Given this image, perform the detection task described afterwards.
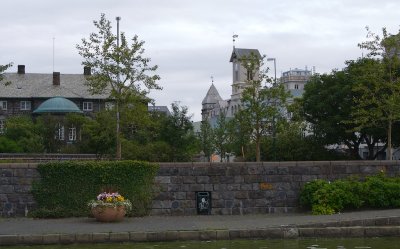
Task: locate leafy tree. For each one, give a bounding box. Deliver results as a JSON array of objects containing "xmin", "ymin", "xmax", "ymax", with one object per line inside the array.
[
  {"xmin": 351, "ymin": 27, "xmax": 400, "ymax": 160},
  {"xmin": 160, "ymin": 102, "xmax": 198, "ymax": 162},
  {"xmin": 237, "ymin": 53, "xmax": 290, "ymax": 161},
  {"xmin": 227, "ymin": 109, "xmax": 252, "ymax": 161},
  {"xmin": 0, "ymin": 137, "xmax": 21, "ymax": 153},
  {"xmin": 199, "ymin": 119, "xmax": 214, "ymax": 162},
  {"xmin": 35, "ymin": 115, "xmax": 63, "ymax": 153},
  {"xmin": 77, "ymin": 13, "xmax": 161, "ymax": 160},
  {"xmin": 303, "ymin": 71, "xmax": 367, "ymax": 159},
  {"xmin": 0, "ymin": 62, "xmax": 13, "ymax": 85},
  {"xmin": 80, "ymin": 111, "xmax": 116, "ymax": 157},
  {"xmin": 213, "ymin": 111, "xmax": 230, "ymax": 162},
  {"xmin": 4, "ymin": 115, "xmax": 44, "ymax": 153}
]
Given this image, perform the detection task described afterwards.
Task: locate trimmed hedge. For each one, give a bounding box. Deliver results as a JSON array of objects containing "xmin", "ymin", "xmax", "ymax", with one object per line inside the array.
[
  {"xmin": 31, "ymin": 160, "xmax": 159, "ymax": 218},
  {"xmin": 300, "ymin": 173, "xmax": 400, "ymax": 215}
]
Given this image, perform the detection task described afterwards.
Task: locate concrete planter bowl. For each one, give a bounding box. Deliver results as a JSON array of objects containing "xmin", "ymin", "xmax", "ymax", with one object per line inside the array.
[{"xmin": 91, "ymin": 206, "xmax": 126, "ymax": 222}]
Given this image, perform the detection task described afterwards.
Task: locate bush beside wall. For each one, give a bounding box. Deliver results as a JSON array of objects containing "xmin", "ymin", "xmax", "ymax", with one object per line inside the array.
[
  {"xmin": 31, "ymin": 160, "xmax": 159, "ymax": 218},
  {"xmin": 300, "ymin": 173, "xmax": 400, "ymax": 215}
]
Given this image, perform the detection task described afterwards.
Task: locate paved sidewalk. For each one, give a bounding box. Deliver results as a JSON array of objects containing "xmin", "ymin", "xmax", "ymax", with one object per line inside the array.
[{"xmin": 0, "ymin": 209, "xmax": 399, "ymax": 245}]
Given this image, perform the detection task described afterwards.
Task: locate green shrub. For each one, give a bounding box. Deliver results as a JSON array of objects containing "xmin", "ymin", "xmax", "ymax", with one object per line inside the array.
[
  {"xmin": 300, "ymin": 173, "xmax": 400, "ymax": 215},
  {"xmin": 299, "ymin": 179, "xmax": 329, "ymax": 209},
  {"xmin": 31, "ymin": 160, "xmax": 159, "ymax": 218}
]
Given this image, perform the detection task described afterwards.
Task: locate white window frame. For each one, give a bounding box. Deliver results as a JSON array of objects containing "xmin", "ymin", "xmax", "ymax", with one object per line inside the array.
[
  {"xmin": 68, "ymin": 127, "xmax": 76, "ymax": 141},
  {"xmin": 57, "ymin": 124, "xmax": 64, "ymax": 141},
  {"xmin": 83, "ymin": 101, "xmax": 93, "ymax": 111},
  {"xmin": 0, "ymin": 101, "xmax": 7, "ymax": 110},
  {"xmin": 20, "ymin": 101, "xmax": 31, "ymax": 111}
]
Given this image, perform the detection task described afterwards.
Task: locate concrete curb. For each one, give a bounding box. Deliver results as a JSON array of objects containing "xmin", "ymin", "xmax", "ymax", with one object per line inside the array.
[{"xmin": 1, "ymin": 226, "xmax": 400, "ymax": 246}]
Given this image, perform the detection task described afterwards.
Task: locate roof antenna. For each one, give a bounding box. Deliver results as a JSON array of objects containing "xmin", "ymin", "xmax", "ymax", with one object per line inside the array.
[
  {"xmin": 233, "ymin": 33, "xmax": 238, "ymax": 48},
  {"xmin": 52, "ymin": 37, "xmax": 55, "ymax": 72}
]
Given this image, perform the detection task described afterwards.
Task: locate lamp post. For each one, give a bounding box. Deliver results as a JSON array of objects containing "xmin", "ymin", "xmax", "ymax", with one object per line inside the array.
[
  {"xmin": 267, "ymin": 58, "xmax": 277, "ymax": 86},
  {"xmin": 115, "ymin": 16, "xmax": 122, "ymax": 160},
  {"xmin": 267, "ymin": 57, "xmax": 277, "ymax": 161}
]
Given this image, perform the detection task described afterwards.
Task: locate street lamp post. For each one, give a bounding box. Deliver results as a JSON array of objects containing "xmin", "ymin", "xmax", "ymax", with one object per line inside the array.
[
  {"xmin": 267, "ymin": 58, "xmax": 277, "ymax": 86},
  {"xmin": 267, "ymin": 57, "xmax": 277, "ymax": 161}
]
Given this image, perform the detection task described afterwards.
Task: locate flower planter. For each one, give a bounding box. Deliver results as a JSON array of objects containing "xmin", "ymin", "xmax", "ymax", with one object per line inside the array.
[{"xmin": 91, "ymin": 206, "xmax": 126, "ymax": 222}]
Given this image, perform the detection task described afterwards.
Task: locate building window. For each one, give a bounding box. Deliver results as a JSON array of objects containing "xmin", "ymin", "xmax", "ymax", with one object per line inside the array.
[
  {"xmin": 0, "ymin": 101, "xmax": 7, "ymax": 110},
  {"xmin": 20, "ymin": 101, "xmax": 31, "ymax": 110},
  {"xmin": 57, "ymin": 123, "xmax": 64, "ymax": 140},
  {"xmin": 0, "ymin": 119, "xmax": 4, "ymax": 134},
  {"xmin": 83, "ymin": 102, "xmax": 93, "ymax": 111},
  {"xmin": 69, "ymin": 127, "xmax": 76, "ymax": 141},
  {"xmin": 295, "ymin": 84, "xmax": 299, "ymax": 89}
]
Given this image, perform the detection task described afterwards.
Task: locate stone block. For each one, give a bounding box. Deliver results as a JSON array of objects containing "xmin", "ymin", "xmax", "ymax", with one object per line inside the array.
[
  {"xmin": 365, "ymin": 227, "xmax": 399, "ymax": 236},
  {"xmin": 277, "ymin": 167, "xmax": 290, "ymax": 175},
  {"xmin": 0, "ymin": 235, "xmax": 19, "ymax": 246},
  {"xmin": 234, "ymin": 191, "xmax": 248, "ymax": 199},
  {"xmin": 199, "ymin": 230, "xmax": 216, "ymax": 240},
  {"xmin": 42, "ymin": 234, "xmax": 60, "ymax": 244},
  {"xmin": 343, "ymin": 227, "xmax": 365, "ymax": 237},
  {"xmin": 219, "ymin": 176, "xmax": 234, "ymax": 184},
  {"xmin": 173, "ymin": 192, "xmax": 186, "ymax": 200},
  {"xmin": 147, "ymin": 232, "xmax": 166, "ymax": 242},
  {"xmin": 20, "ymin": 234, "xmax": 43, "ymax": 245},
  {"xmin": 282, "ymin": 226, "xmax": 299, "ymax": 239},
  {"xmin": 129, "ymin": 232, "xmax": 147, "ymax": 242},
  {"xmin": 59, "ymin": 234, "xmax": 75, "ymax": 244},
  {"xmin": 92, "ymin": 233, "xmax": 109, "ymax": 243},
  {"xmin": 75, "ymin": 233, "xmax": 92, "ymax": 243},
  {"xmin": 314, "ymin": 227, "xmax": 342, "ymax": 237},
  {"xmin": 226, "ymin": 184, "xmax": 240, "ymax": 191},
  {"xmin": 179, "ymin": 231, "xmax": 199, "ymax": 240},
  {"xmin": 204, "ymin": 184, "xmax": 213, "ymax": 191},
  {"xmin": 216, "ymin": 230, "xmax": 230, "ymax": 240},
  {"xmin": 213, "ymin": 184, "xmax": 227, "ymax": 191},
  {"xmin": 196, "ymin": 176, "xmax": 210, "ymax": 184},
  {"xmin": 170, "ymin": 176, "xmax": 183, "ymax": 184},
  {"xmin": 110, "ymin": 232, "xmax": 129, "ymax": 242},
  {"xmin": 0, "ymin": 185, "xmax": 13, "ymax": 194},
  {"xmin": 298, "ymin": 228, "xmax": 315, "ymax": 237},
  {"xmin": 193, "ymin": 167, "xmax": 207, "ymax": 176},
  {"xmin": 229, "ymin": 230, "xmax": 242, "ymax": 239},
  {"xmin": 183, "ymin": 176, "xmax": 196, "ymax": 184},
  {"xmin": 260, "ymin": 228, "xmax": 284, "ymax": 238},
  {"xmin": 165, "ymin": 231, "xmax": 179, "ymax": 241},
  {"xmin": 189, "ymin": 184, "xmax": 204, "ymax": 191}
]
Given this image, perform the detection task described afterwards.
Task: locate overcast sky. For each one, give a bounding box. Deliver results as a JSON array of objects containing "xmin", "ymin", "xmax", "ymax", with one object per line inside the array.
[{"xmin": 1, "ymin": 0, "xmax": 399, "ymax": 121}]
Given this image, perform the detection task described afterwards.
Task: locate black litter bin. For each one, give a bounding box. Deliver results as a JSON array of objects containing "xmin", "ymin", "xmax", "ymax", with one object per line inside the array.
[{"xmin": 196, "ymin": 191, "xmax": 211, "ymax": 215}]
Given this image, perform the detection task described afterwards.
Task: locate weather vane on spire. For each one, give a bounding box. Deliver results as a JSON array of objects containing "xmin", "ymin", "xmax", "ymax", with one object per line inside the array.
[
  {"xmin": 211, "ymin": 75, "xmax": 214, "ymax": 84},
  {"xmin": 233, "ymin": 33, "xmax": 238, "ymax": 48}
]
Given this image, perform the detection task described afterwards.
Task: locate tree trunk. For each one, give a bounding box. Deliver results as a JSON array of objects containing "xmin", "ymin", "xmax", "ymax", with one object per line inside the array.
[
  {"xmin": 116, "ymin": 101, "xmax": 121, "ymax": 160},
  {"xmin": 255, "ymin": 134, "xmax": 260, "ymax": 162},
  {"xmin": 387, "ymin": 119, "xmax": 392, "ymax": 160}
]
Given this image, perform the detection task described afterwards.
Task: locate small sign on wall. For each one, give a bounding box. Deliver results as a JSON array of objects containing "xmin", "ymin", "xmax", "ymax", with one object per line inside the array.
[{"xmin": 259, "ymin": 182, "xmax": 273, "ymax": 190}]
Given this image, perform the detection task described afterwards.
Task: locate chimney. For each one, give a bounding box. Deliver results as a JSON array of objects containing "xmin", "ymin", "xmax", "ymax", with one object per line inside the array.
[
  {"xmin": 83, "ymin": 66, "xmax": 91, "ymax": 76},
  {"xmin": 53, "ymin": 72, "xmax": 60, "ymax": 86},
  {"xmin": 18, "ymin": 65, "xmax": 25, "ymax": 74}
]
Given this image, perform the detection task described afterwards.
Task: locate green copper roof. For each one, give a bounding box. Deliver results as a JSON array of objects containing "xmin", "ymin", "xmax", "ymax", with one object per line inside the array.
[{"xmin": 33, "ymin": 97, "xmax": 83, "ymax": 114}]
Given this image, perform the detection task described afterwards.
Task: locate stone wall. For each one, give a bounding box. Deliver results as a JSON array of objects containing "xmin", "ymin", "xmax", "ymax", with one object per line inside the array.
[
  {"xmin": 151, "ymin": 161, "xmax": 400, "ymax": 215},
  {"xmin": 1, "ymin": 161, "xmax": 400, "ymax": 217},
  {"xmin": 0, "ymin": 163, "xmax": 39, "ymax": 216}
]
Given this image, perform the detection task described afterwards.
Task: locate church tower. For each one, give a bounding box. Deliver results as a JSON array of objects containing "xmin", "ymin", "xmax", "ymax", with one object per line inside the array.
[
  {"xmin": 201, "ymin": 81, "xmax": 223, "ymax": 121},
  {"xmin": 229, "ymin": 48, "xmax": 261, "ymax": 104}
]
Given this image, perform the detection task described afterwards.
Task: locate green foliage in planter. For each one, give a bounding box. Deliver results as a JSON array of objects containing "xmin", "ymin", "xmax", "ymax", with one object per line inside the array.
[
  {"xmin": 31, "ymin": 160, "xmax": 159, "ymax": 218},
  {"xmin": 300, "ymin": 173, "xmax": 400, "ymax": 215}
]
